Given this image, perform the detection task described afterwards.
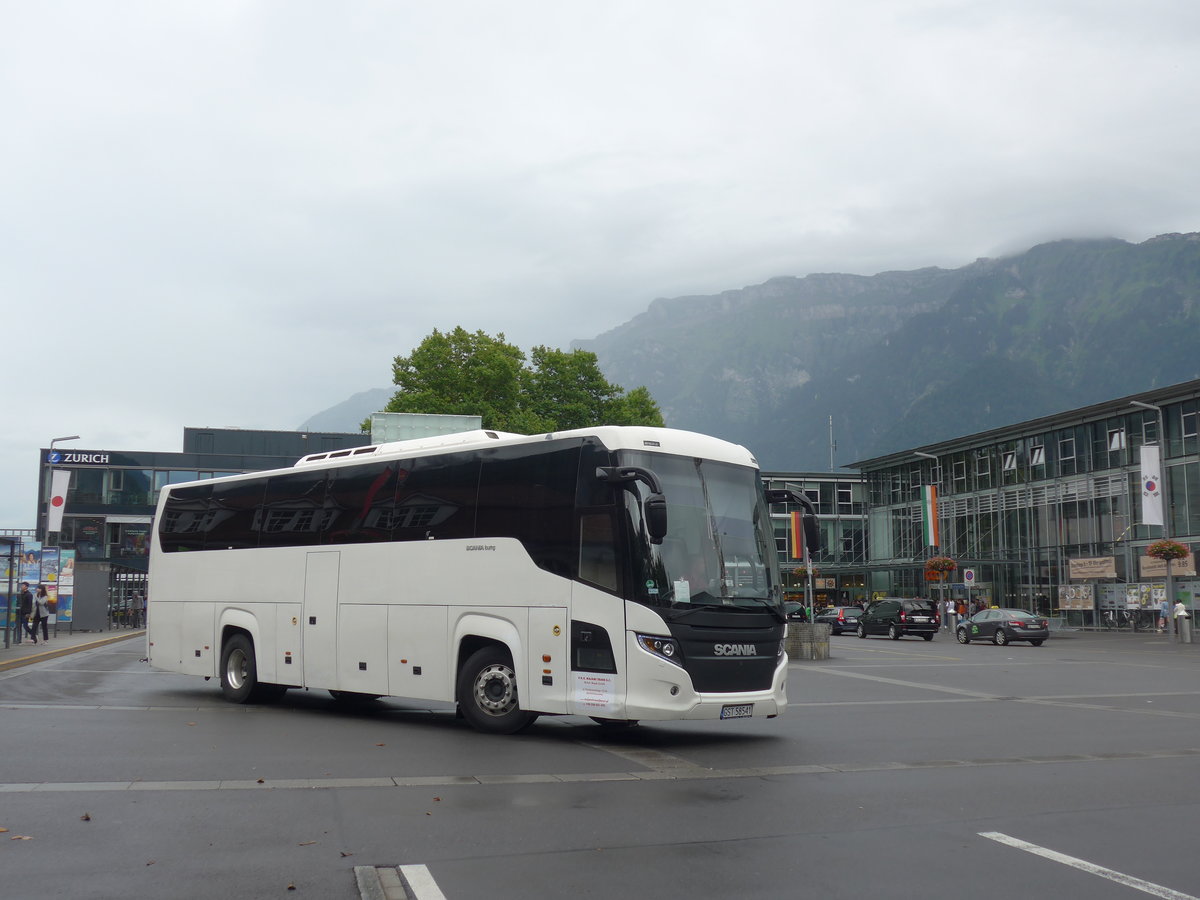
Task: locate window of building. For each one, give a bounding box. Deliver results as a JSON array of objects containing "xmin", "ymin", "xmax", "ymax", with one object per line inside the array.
[
  {"xmin": 953, "ymin": 459, "xmax": 967, "ymax": 490},
  {"xmin": 975, "ymin": 453, "xmax": 992, "ymax": 489},
  {"xmin": 837, "ymin": 485, "xmax": 853, "ymax": 514},
  {"xmin": 1059, "ymin": 435, "xmax": 1077, "ymax": 475},
  {"xmin": 1108, "ymin": 428, "xmax": 1126, "ymax": 452},
  {"xmin": 1183, "ymin": 405, "xmax": 1197, "ymax": 439},
  {"xmin": 1030, "ymin": 445, "xmax": 1045, "ymax": 467},
  {"xmin": 1002, "ymin": 451, "xmax": 1017, "ymax": 472}
]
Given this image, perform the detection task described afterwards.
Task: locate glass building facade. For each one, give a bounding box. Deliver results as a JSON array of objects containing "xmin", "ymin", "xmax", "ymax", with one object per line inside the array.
[
  {"xmin": 35, "ymin": 428, "xmax": 366, "ymax": 570},
  {"xmin": 762, "ymin": 471, "xmax": 869, "ymax": 608},
  {"xmin": 851, "ymin": 381, "xmax": 1200, "ymax": 620}
]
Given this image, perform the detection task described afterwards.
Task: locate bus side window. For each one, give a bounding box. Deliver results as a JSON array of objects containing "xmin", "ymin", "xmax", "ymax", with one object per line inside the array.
[
  {"xmin": 579, "ymin": 513, "xmax": 618, "ymax": 593},
  {"xmin": 205, "ymin": 479, "xmax": 265, "ymax": 550}
]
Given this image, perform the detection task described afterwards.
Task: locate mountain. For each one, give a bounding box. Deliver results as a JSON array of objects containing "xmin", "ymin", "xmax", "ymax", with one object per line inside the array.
[
  {"xmin": 577, "ymin": 233, "xmax": 1200, "ymax": 469},
  {"xmin": 302, "ymin": 233, "xmax": 1200, "ymax": 469},
  {"xmin": 297, "ymin": 388, "xmax": 392, "ymax": 433}
]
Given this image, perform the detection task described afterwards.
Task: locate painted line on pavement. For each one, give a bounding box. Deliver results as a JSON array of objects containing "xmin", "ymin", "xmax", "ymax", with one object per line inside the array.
[
  {"xmin": 4, "ymin": 747, "xmax": 1199, "ymax": 794},
  {"xmin": 980, "ymin": 832, "xmax": 1199, "ymax": 899}
]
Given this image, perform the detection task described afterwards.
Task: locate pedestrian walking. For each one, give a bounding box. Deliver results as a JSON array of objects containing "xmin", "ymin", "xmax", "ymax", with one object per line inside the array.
[
  {"xmin": 1159, "ymin": 597, "xmax": 1170, "ymax": 633},
  {"xmin": 15, "ymin": 582, "xmax": 33, "ymax": 644},
  {"xmin": 31, "ymin": 585, "xmax": 51, "ymax": 644}
]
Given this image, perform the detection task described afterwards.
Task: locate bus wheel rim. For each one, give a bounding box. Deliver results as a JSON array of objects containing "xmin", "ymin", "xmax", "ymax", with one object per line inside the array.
[
  {"xmin": 227, "ymin": 649, "xmax": 247, "ymax": 690},
  {"xmin": 474, "ymin": 663, "xmax": 517, "ymax": 716}
]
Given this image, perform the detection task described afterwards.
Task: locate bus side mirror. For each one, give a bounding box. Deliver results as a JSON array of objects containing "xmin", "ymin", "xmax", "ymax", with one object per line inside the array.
[
  {"xmin": 803, "ymin": 515, "xmax": 820, "ymax": 554},
  {"xmin": 597, "ymin": 466, "xmax": 668, "ymax": 544},
  {"xmin": 765, "ymin": 488, "xmax": 821, "ymax": 554},
  {"xmin": 644, "ymin": 494, "xmax": 668, "ymax": 545}
]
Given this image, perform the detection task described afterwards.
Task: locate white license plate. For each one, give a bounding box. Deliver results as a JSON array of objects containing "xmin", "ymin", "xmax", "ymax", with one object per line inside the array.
[
  {"xmin": 913, "ymin": 616, "xmax": 929, "ymax": 622},
  {"xmin": 721, "ymin": 704, "xmax": 754, "ymax": 719}
]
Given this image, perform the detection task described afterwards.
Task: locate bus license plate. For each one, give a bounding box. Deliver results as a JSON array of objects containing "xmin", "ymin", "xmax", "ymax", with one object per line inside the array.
[{"xmin": 721, "ymin": 703, "xmax": 754, "ymax": 719}]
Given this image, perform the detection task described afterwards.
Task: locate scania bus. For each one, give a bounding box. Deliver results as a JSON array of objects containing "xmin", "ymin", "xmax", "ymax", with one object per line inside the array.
[{"xmin": 147, "ymin": 426, "xmax": 818, "ymax": 733}]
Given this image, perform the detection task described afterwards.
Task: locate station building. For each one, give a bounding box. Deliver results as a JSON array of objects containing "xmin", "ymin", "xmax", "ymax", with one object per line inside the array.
[
  {"xmin": 762, "ymin": 471, "xmax": 868, "ymax": 608},
  {"xmin": 27, "ymin": 428, "xmax": 365, "ymax": 631},
  {"xmin": 850, "ymin": 378, "xmax": 1200, "ymax": 622}
]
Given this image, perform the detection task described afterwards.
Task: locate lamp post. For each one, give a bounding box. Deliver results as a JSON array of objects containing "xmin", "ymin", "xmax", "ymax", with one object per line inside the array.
[
  {"xmin": 45, "ymin": 435, "xmax": 80, "ymax": 537},
  {"xmin": 1130, "ymin": 401, "xmax": 1175, "ymax": 631},
  {"xmin": 44, "ymin": 435, "xmax": 80, "ymax": 636},
  {"xmin": 914, "ymin": 451, "xmax": 948, "ymax": 625}
]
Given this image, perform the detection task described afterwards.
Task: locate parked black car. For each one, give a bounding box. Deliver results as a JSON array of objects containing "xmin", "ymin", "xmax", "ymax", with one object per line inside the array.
[
  {"xmin": 956, "ymin": 608, "xmax": 1049, "ymax": 646},
  {"xmin": 857, "ymin": 598, "xmax": 939, "ymax": 641},
  {"xmin": 784, "ymin": 601, "xmax": 808, "ymax": 621},
  {"xmin": 814, "ymin": 605, "xmax": 864, "ymax": 635}
]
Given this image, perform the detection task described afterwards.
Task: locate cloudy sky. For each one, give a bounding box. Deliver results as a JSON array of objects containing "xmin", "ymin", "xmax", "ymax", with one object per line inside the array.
[{"xmin": 4, "ymin": 0, "xmax": 1199, "ymax": 527}]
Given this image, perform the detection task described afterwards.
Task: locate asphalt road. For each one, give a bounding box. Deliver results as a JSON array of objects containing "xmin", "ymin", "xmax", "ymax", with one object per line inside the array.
[{"xmin": 2, "ymin": 629, "xmax": 1198, "ymax": 900}]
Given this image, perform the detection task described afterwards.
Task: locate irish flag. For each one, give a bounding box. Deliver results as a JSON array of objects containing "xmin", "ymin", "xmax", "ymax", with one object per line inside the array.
[{"xmin": 921, "ymin": 484, "xmax": 939, "ymax": 547}]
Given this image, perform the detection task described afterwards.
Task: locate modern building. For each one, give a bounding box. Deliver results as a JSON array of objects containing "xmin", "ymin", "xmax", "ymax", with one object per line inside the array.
[
  {"xmin": 850, "ymin": 379, "xmax": 1200, "ymax": 622},
  {"xmin": 30, "ymin": 427, "xmax": 366, "ymax": 630},
  {"xmin": 26, "ymin": 415, "xmax": 481, "ymax": 632},
  {"xmin": 762, "ymin": 470, "xmax": 868, "ymax": 608}
]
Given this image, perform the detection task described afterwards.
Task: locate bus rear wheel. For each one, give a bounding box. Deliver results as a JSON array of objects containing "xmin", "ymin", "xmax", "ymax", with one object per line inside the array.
[
  {"xmin": 456, "ymin": 646, "xmax": 538, "ymax": 735},
  {"xmin": 220, "ymin": 633, "xmax": 258, "ymax": 704},
  {"xmin": 219, "ymin": 633, "xmax": 287, "ymax": 703}
]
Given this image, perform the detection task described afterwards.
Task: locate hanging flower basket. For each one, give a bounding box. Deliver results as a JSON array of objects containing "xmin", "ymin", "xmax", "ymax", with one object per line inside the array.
[
  {"xmin": 793, "ymin": 565, "xmax": 818, "ymax": 579},
  {"xmin": 924, "ymin": 556, "xmax": 957, "ymax": 573},
  {"xmin": 1146, "ymin": 539, "xmax": 1189, "ymax": 561}
]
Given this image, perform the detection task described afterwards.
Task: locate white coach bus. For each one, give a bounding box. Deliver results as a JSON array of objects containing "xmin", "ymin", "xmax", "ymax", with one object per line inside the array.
[{"xmin": 147, "ymin": 426, "xmax": 818, "ymax": 733}]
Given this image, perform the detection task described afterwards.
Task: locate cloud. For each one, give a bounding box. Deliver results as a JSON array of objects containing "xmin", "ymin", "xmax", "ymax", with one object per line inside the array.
[{"xmin": 2, "ymin": 0, "xmax": 1199, "ymax": 525}]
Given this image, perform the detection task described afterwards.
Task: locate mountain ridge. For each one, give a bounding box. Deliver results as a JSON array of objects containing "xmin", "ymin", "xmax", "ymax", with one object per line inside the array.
[{"xmin": 302, "ymin": 232, "xmax": 1200, "ymax": 470}]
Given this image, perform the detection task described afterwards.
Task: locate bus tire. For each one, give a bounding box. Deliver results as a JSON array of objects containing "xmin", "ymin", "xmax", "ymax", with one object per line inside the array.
[
  {"xmin": 456, "ymin": 646, "xmax": 538, "ymax": 735},
  {"xmin": 220, "ymin": 633, "xmax": 259, "ymax": 704}
]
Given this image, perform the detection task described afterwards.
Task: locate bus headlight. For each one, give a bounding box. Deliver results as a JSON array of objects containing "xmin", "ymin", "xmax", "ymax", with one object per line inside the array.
[{"xmin": 636, "ymin": 633, "xmax": 683, "ymax": 667}]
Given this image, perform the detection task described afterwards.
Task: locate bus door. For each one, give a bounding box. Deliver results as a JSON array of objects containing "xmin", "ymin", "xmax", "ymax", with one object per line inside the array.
[{"xmin": 303, "ymin": 551, "xmax": 340, "ymax": 688}]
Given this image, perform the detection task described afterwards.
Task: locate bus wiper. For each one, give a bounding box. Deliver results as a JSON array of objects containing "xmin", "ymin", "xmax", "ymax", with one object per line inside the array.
[
  {"xmin": 667, "ymin": 601, "xmax": 729, "ymax": 620},
  {"xmin": 736, "ymin": 597, "xmax": 786, "ymax": 622}
]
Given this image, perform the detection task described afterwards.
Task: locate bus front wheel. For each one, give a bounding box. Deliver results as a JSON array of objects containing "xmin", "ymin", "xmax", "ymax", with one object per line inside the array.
[{"xmin": 456, "ymin": 646, "xmax": 538, "ymax": 735}]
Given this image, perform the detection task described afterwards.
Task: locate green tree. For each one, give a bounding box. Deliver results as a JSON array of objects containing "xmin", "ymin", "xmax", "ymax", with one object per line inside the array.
[{"xmin": 380, "ymin": 327, "xmax": 665, "ymax": 432}]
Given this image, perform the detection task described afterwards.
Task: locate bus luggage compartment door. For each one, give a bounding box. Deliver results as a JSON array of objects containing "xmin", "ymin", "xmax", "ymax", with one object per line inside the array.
[{"xmin": 302, "ymin": 551, "xmax": 340, "ymax": 689}]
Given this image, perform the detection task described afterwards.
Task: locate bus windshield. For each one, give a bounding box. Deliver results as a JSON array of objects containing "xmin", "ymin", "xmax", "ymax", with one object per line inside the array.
[{"xmin": 618, "ymin": 452, "xmax": 780, "ymax": 616}]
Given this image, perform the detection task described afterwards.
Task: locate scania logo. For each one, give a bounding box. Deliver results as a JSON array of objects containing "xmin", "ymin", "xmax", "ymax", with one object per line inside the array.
[{"xmin": 713, "ymin": 643, "xmax": 757, "ymax": 657}]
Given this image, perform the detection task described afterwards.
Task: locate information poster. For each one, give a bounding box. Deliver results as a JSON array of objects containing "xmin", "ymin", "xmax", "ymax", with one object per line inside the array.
[
  {"xmin": 1058, "ymin": 584, "xmax": 1093, "ymax": 610},
  {"xmin": 57, "ymin": 550, "xmax": 76, "ymax": 622}
]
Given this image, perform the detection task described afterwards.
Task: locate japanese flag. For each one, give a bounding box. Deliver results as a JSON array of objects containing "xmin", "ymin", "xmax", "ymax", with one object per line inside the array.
[{"xmin": 48, "ymin": 469, "xmax": 72, "ymax": 533}]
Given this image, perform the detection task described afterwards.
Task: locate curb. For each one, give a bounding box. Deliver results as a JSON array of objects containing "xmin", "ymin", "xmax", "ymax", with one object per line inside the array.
[{"xmin": 0, "ymin": 630, "xmax": 145, "ymax": 672}]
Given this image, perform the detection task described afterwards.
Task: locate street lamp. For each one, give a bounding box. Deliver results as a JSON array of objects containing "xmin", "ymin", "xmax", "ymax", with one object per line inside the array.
[
  {"xmin": 49, "ymin": 434, "xmax": 81, "ymax": 453},
  {"xmin": 914, "ymin": 451, "xmax": 950, "ymax": 624},
  {"xmin": 1130, "ymin": 401, "xmax": 1175, "ymax": 629},
  {"xmin": 44, "ymin": 435, "xmax": 81, "ymax": 536},
  {"xmin": 914, "ymin": 451, "xmax": 940, "ymax": 549},
  {"xmin": 43, "ymin": 435, "xmax": 81, "ymax": 638}
]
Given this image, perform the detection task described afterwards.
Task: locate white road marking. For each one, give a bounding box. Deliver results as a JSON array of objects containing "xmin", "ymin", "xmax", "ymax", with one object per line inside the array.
[
  {"xmin": 980, "ymin": 832, "xmax": 1199, "ymax": 900},
  {"xmin": 399, "ymin": 864, "xmax": 448, "ymax": 900}
]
